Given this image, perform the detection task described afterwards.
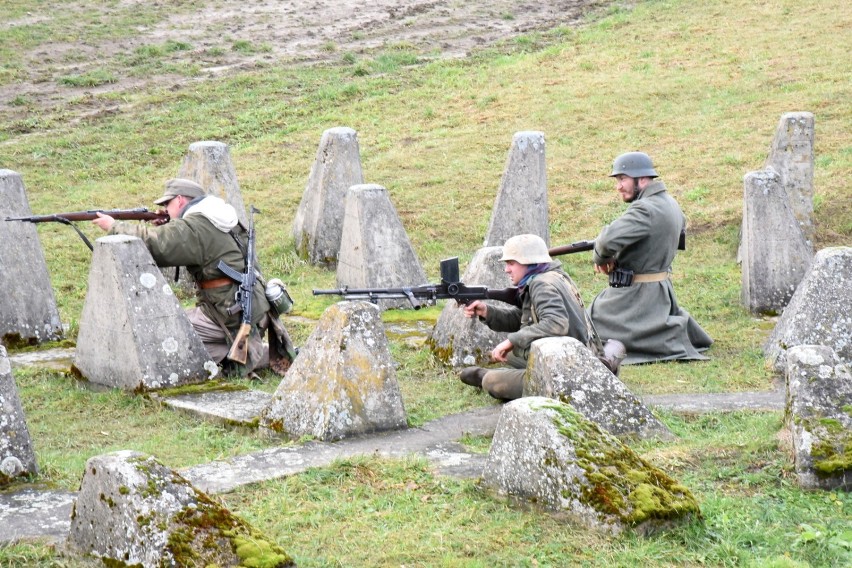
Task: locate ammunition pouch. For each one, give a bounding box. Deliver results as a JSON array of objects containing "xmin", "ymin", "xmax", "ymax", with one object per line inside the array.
[{"xmin": 608, "ymin": 267, "xmax": 634, "ymax": 288}]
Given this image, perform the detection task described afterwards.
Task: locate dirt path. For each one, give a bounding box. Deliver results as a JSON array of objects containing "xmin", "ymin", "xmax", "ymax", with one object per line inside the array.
[{"xmin": 2, "ymin": 0, "xmax": 609, "ymax": 121}]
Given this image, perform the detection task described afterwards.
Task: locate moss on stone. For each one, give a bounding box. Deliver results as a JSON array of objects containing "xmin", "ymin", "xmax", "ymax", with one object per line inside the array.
[
  {"xmin": 797, "ymin": 414, "xmax": 852, "ymax": 477},
  {"xmin": 810, "ymin": 436, "xmax": 852, "ymax": 477},
  {"xmin": 167, "ymin": 491, "xmax": 293, "ymax": 567},
  {"xmin": 229, "ymin": 528, "xmax": 294, "ymax": 568},
  {"xmin": 536, "ymin": 400, "xmax": 700, "ymax": 526},
  {"xmin": 152, "ymin": 381, "xmax": 248, "ymax": 397}
]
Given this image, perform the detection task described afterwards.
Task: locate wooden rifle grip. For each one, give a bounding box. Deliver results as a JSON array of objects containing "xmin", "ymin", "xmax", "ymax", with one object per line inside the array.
[{"xmin": 227, "ymin": 323, "xmax": 252, "ymax": 364}]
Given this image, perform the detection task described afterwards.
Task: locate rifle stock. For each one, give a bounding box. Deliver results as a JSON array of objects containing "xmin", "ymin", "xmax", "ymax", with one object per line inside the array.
[
  {"xmin": 313, "ymin": 257, "xmax": 520, "ymax": 309},
  {"xmin": 227, "ymin": 322, "xmax": 252, "ymax": 365}
]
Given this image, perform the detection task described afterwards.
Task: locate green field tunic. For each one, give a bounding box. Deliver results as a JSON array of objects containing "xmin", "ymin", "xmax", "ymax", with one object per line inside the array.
[
  {"xmin": 110, "ymin": 198, "xmax": 271, "ymax": 372},
  {"xmin": 589, "ymin": 180, "xmax": 712, "ymax": 364},
  {"xmin": 483, "ymin": 262, "xmax": 597, "ymax": 361}
]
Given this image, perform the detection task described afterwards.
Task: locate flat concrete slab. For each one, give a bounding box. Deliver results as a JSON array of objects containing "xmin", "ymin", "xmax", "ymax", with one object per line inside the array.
[
  {"xmin": 8, "ymin": 347, "xmax": 75, "ymax": 372},
  {"xmin": 643, "ymin": 389, "xmax": 784, "ymax": 413},
  {"xmin": 182, "ymin": 405, "xmax": 500, "ymax": 493},
  {"xmin": 0, "ymin": 487, "xmax": 75, "ymax": 544},
  {"xmin": 154, "ymin": 390, "xmax": 272, "ymax": 427}
]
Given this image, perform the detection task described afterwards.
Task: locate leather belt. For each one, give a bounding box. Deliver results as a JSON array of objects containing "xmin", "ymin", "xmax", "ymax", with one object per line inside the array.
[
  {"xmin": 198, "ymin": 277, "xmax": 234, "ymax": 290},
  {"xmin": 632, "ymin": 272, "xmax": 670, "ymax": 283}
]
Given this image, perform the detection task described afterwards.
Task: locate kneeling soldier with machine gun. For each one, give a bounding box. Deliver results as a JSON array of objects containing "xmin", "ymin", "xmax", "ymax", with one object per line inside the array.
[{"xmin": 315, "ymin": 234, "xmax": 624, "ymax": 400}]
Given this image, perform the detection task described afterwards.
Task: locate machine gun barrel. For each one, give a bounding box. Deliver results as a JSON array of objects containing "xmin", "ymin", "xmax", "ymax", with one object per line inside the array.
[{"xmin": 313, "ymin": 258, "xmax": 520, "ymax": 309}]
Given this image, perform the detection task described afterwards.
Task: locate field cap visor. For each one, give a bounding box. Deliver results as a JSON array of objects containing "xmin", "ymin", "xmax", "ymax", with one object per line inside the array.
[{"xmin": 154, "ymin": 178, "xmax": 206, "ymax": 205}]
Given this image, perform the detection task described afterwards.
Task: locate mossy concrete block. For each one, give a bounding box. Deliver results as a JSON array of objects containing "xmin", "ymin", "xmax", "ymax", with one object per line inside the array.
[
  {"xmin": 336, "ymin": 184, "xmax": 427, "ymax": 310},
  {"xmin": 260, "ymin": 301, "xmax": 407, "ymax": 441},
  {"xmin": 428, "ymin": 246, "xmax": 510, "ymax": 367},
  {"xmin": 483, "ymin": 131, "xmax": 550, "ymax": 247},
  {"xmin": 0, "ymin": 169, "xmax": 63, "ymax": 347},
  {"xmin": 785, "ymin": 345, "xmax": 852, "ymax": 491},
  {"xmin": 740, "ymin": 168, "xmax": 812, "ymax": 314},
  {"xmin": 73, "ymin": 235, "xmax": 218, "ymax": 391},
  {"xmin": 292, "ymin": 127, "xmax": 364, "ymax": 266},
  {"xmin": 765, "ymin": 247, "xmax": 852, "ymax": 372},
  {"xmin": 67, "ymin": 450, "xmax": 294, "ymax": 567},
  {"xmin": 524, "ymin": 337, "xmax": 673, "ymax": 440},
  {"xmin": 481, "ymin": 397, "xmax": 699, "ymax": 534},
  {"xmin": 0, "ymin": 346, "xmax": 38, "ymax": 487}
]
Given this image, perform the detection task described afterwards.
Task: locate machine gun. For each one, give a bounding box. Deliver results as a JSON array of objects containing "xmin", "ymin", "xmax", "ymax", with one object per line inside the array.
[
  {"xmin": 313, "ymin": 257, "xmax": 520, "ymax": 309},
  {"xmin": 4, "ymin": 208, "xmax": 169, "ymax": 251},
  {"xmin": 217, "ymin": 206, "xmax": 259, "ymax": 365}
]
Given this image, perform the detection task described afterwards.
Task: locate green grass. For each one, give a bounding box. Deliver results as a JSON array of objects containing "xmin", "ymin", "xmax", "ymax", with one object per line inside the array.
[{"xmin": 1, "ymin": 0, "xmax": 850, "ymax": 565}]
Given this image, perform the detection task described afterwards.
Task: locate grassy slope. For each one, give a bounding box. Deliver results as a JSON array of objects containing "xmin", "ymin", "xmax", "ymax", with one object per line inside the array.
[{"xmin": 1, "ymin": 0, "xmax": 850, "ymax": 566}]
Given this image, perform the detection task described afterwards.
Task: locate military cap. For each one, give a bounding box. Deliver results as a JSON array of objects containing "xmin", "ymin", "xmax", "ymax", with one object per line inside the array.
[{"xmin": 153, "ymin": 178, "xmax": 206, "ymax": 205}]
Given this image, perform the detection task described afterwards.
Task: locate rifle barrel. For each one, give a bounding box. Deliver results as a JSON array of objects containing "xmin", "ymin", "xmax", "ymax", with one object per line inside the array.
[{"xmin": 548, "ymin": 240, "xmax": 595, "ymax": 257}]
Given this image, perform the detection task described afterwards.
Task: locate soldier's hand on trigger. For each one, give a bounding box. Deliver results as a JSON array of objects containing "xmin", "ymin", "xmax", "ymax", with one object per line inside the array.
[
  {"xmin": 151, "ymin": 208, "xmax": 170, "ymax": 226},
  {"xmin": 461, "ymin": 300, "xmax": 488, "ymax": 319}
]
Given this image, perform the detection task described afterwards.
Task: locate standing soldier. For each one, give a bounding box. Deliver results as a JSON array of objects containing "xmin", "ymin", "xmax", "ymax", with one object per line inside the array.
[{"xmin": 589, "ymin": 152, "xmax": 712, "ymax": 364}]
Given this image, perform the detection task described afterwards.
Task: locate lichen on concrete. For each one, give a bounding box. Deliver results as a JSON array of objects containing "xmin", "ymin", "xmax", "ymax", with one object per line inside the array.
[
  {"xmin": 481, "ymin": 397, "xmax": 699, "ymax": 534},
  {"xmin": 67, "ymin": 450, "xmax": 293, "ymax": 567}
]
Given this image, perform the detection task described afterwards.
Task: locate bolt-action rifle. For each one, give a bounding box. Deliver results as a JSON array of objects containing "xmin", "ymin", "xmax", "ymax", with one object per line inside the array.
[
  {"xmin": 548, "ymin": 231, "xmax": 685, "ymax": 256},
  {"xmin": 314, "ymin": 257, "xmax": 520, "ymax": 309},
  {"xmin": 217, "ymin": 205, "xmax": 259, "ymax": 365},
  {"xmin": 547, "ymin": 239, "xmax": 595, "ymax": 257},
  {"xmin": 4, "ymin": 208, "xmax": 169, "ymax": 251}
]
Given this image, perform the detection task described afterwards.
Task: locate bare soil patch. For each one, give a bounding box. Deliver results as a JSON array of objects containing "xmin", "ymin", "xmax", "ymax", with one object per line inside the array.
[{"xmin": 2, "ymin": 0, "xmax": 610, "ymax": 121}]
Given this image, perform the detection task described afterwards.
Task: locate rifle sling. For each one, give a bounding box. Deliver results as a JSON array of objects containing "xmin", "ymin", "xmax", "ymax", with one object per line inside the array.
[{"xmin": 54, "ymin": 217, "xmax": 95, "ymax": 251}]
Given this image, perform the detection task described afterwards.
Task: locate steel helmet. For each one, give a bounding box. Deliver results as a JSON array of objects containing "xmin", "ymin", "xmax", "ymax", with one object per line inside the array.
[
  {"xmin": 609, "ymin": 152, "xmax": 658, "ymax": 178},
  {"xmin": 500, "ymin": 234, "xmax": 552, "ymax": 265}
]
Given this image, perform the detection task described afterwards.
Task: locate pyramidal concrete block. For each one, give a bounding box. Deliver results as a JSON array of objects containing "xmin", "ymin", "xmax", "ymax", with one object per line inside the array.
[
  {"xmin": 480, "ymin": 397, "xmax": 699, "ymax": 534},
  {"xmin": 740, "ymin": 168, "xmax": 813, "ymax": 314},
  {"xmin": 178, "ymin": 140, "xmax": 248, "ymax": 226},
  {"xmin": 336, "ymin": 184, "xmax": 427, "ymax": 309},
  {"xmin": 1, "ymin": 346, "xmax": 38, "ymax": 487},
  {"xmin": 293, "ymin": 127, "xmax": 365, "ymax": 266},
  {"xmin": 765, "ymin": 247, "xmax": 852, "ymax": 372},
  {"xmin": 0, "ymin": 170, "xmax": 63, "ymax": 347},
  {"xmin": 73, "ymin": 235, "xmax": 218, "ymax": 391},
  {"xmin": 785, "ymin": 345, "xmax": 852, "ymax": 490},
  {"xmin": 766, "ymin": 112, "xmax": 815, "ymax": 243},
  {"xmin": 259, "ymin": 301, "xmax": 407, "ymax": 441},
  {"xmin": 67, "ymin": 450, "xmax": 294, "ymax": 567},
  {"xmin": 428, "ymin": 246, "xmax": 510, "ymax": 367},
  {"xmin": 524, "ymin": 337, "xmax": 673, "ymax": 440},
  {"xmin": 484, "ymin": 131, "xmax": 550, "ymax": 247}
]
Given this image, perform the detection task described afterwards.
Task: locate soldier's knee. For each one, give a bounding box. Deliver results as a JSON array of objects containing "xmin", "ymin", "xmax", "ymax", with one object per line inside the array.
[{"xmin": 482, "ymin": 371, "xmax": 523, "ymax": 401}]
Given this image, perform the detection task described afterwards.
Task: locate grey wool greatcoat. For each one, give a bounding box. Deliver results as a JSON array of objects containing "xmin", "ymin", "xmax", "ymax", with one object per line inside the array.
[{"xmin": 588, "ymin": 180, "xmax": 712, "ymax": 364}]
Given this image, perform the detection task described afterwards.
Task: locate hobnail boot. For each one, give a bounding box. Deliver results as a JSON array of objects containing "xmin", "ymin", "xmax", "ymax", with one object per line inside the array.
[{"xmin": 459, "ymin": 366, "xmax": 487, "ymax": 388}]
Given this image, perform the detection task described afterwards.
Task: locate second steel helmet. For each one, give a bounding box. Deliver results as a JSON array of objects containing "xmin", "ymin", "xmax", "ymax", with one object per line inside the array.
[
  {"xmin": 500, "ymin": 234, "xmax": 552, "ymax": 265},
  {"xmin": 609, "ymin": 152, "xmax": 658, "ymax": 178}
]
